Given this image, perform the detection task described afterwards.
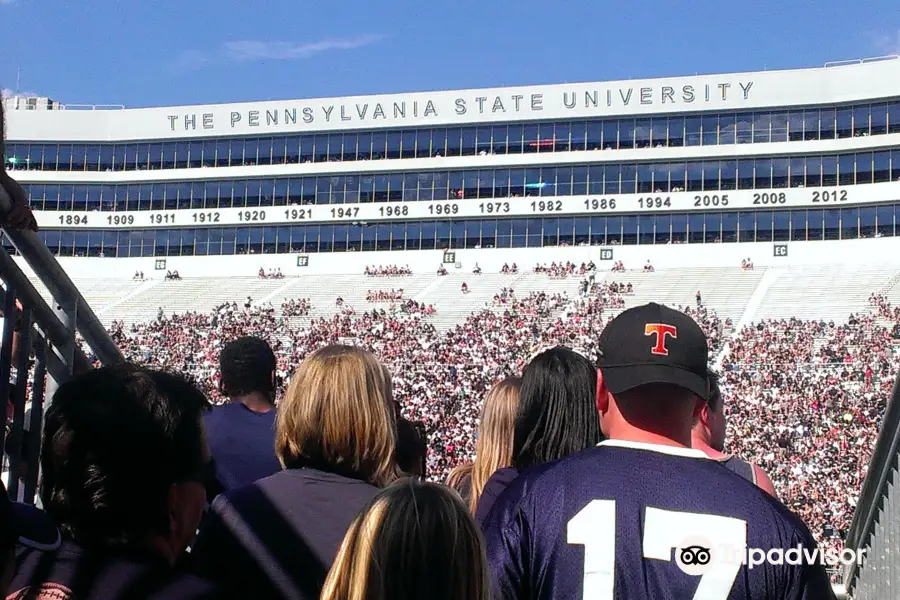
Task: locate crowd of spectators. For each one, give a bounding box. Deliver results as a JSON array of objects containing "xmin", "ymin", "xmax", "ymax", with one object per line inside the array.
[
  {"xmin": 281, "ymin": 298, "xmax": 311, "ymax": 317},
  {"xmin": 532, "ymin": 261, "xmax": 596, "ymax": 278},
  {"xmin": 258, "ymin": 267, "xmax": 285, "ymax": 279},
  {"xmin": 90, "ymin": 273, "xmax": 891, "ymax": 573},
  {"xmin": 367, "ymin": 289, "xmax": 405, "ymax": 302},
  {"xmin": 720, "ymin": 308, "xmax": 893, "ymax": 564},
  {"xmin": 365, "ymin": 265, "xmax": 412, "ymax": 277}
]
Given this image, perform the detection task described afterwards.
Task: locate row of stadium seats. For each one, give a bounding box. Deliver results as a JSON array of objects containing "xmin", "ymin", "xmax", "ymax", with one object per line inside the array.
[{"xmin": 26, "ymin": 264, "xmax": 900, "ymax": 333}]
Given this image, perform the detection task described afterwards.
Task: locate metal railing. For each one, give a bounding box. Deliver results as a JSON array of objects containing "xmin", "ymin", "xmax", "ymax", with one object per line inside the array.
[
  {"xmin": 842, "ymin": 368, "xmax": 900, "ymax": 598},
  {"xmin": 824, "ymin": 54, "xmax": 899, "ymax": 67},
  {"xmin": 0, "ymin": 181, "xmax": 123, "ymax": 504}
]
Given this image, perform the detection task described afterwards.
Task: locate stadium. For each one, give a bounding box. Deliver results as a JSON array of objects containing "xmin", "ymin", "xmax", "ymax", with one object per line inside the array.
[{"xmin": 2, "ymin": 55, "xmax": 900, "ymax": 599}]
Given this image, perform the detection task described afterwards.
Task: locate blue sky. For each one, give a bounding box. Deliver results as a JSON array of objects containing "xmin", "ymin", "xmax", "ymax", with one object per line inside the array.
[{"xmin": 1, "ymin": 0, "xmax": 898, "ymax": 108}]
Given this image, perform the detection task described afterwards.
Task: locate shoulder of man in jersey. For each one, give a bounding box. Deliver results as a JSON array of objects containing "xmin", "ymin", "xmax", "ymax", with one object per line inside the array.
[
  {"xmin": 750, "ymin": 490, "xmax": 838, "ymax": 600},
  {"xmin": 480, "ymin": 447, "xmax": 601, "ymax": 599}
]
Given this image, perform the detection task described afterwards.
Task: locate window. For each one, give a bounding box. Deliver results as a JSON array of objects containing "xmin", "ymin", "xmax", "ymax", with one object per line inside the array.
[
  {"xmin": 860, "ymin": 207, "xmax": 876, "ymax": 239},
  {"xmin": 874, "ymin": 151, "xmax": 891, "ymax": 183},
  {"xmin": 638, "ymin": 215, "xmax": 654, "ymax": 245},
  {"xmin": 752, "ymin": 113, "xmax": 771, "ymax": 143},
  {"xmin": 738, "ymin": 212, "xmax": 755, "ymax": 242},
  {"xmin": 807, "ymin": 209, "xmax": 824, "ymax": 241},
  {"xmin": 507, "ymin": 125, "xmax": 523, "ymax": 154},
  {"xmin": 889, "ymin": 102, "xmax": 900, "ymax": 134},
  {"xmin": 773, "ymin": 211, "xmax": 790, "ymax": 241},
  {"xmin": 619, "ymin": 120, "xmax": 635, "ymax": 149},
  {"xmin": 876, "ymin": 206, "xmax": 894, "ymax": 237},
  {"xmin": 820, "ymin": 108, "xmax": 836, "ymax": 139},
  {"xmin": 671, "ymin": 214, "xmax": 687, "ymax": 243},
  {"xmin": 339, "ymin": 134, "xmax": 356, "ymax": 162},
  {"xmin": 687, "ymin": 214, "xmax": 704, "ymax": 243},
  {"xmin": 822, "ymin": 156, "xmax": 837, "ymax": 186},
  {"xmin": 684, "ymin": 117, "xmax": 701, "ymax": 146},
  {"xmin": 701, "ymin": 115, "xmax": 717, "ymax": 146},
  {"xmin": 401, "ymin": 130, "xmax": 416, "ymax": 159},
  {"xmin": 841, "ymin": 207, "xmax": 859, "ymax": 239},
  {"xmin": 654, "ymin": 214, "xmax": 671, "ymax": 244},
  {"xmin": 606, "ymin": 216, "xmax": 622, "ymax": 245},
  {"xmin": 788, "ymin": 111, "xmax": 804, "ymax": 141},
  {"xmin": 754, "ymin": 159, "xmax": 772, "ymax": 189},
  {"xmin": 650, "ymin": 118, "xmax": 668, "ymax": 147},
  {"xmin": 705, "ymin": 213, "xmax": 721, "ymax": 243},
  {"xmin": 772, "ymin": 159, "xmax": 789, "ymax": 189},
  {"xmin": 838, "ymin": 154, "xmax": 855, "ymax": 186},
  {"xmin": 756, "ymin": 211, "xmax": 773, "ymax": 242},
  {"xmin": 721, "ymin": 212, "xmax": 737, "ymax": 243},
  {"xmin": 445, "ymin": 129, "xmax": 462, "ymax": 157},
  {"xmin": 803, "ymin": 110, "xmax": 820, "ymax": 140},
  {"xmin": 853, "ymin": 105, "xmax": 870, "ymax": 137},
  {"xmin": 461, "ymin": 128, "xmax": 477, "ymax": 157},
  {"xmin": 836, "ymin": 108, "xmax": 853, "ymax": 138},
  {"xmin": 634, "ymin": 120, "xmax": 651, "ymax": 149},
  {"xmin": 770, "ymin": 112, "xmax": 788, "ymax": 142},
  {"xmin": 856, "ymin": 152, "xmax": 873, "ymax": 185},
  {"xmin": 416, "ymin": 129, "xmax": 432, "ymax": 158},
  {"xmin": 602, "ymin": 120, "xmax": 618, "ymax": 149},
  {"xmin": 824, "ymin": 209, "xmax": 840, "ymax": 240},
  {"xmin": 622, "ymin": 216, "xmax": 637, "ymax": 245},
  {"xmin": 702, "ymin": 162, "xmax": 720, "ymax": 192}
]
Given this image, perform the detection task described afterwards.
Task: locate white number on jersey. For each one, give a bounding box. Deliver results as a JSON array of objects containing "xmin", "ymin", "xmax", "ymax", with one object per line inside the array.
[{"xmin": 567, "ymin": 500, "xmax": 748, "ymax": 600}]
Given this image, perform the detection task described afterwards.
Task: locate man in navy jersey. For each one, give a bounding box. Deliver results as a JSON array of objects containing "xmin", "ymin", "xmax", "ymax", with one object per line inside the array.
[
  {"xmin": 204, "ymin": 337, "xmax": 281, "ymax": 499},
  {"xmin": 482, "ymin": 303, "xmax": 835, "ymax": 599}
]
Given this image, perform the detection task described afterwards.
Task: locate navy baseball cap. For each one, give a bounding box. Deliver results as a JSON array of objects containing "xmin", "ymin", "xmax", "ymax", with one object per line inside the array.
[
  {"xmin": 0, "ymin": 479, "xmax": 61, "ymax": 551},
  {"xmin": 596, "ymin": 303, "xmax": 709, "ymax": 400}
]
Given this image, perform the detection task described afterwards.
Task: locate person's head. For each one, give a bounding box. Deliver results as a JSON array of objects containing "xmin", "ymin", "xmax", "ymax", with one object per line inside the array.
[
  {"xmin": 321, "ymin": 478, "xmax": 492, "ymax": 600},
  {"xmin": 459, "ymin": 377, "xmax": 520, "ymax": 513},
  {"xmin": 396, "ymin": 417, "xmax": 427, "ymax": 479},
  {"xmin": 218, "ymin": 336, "xmax": 277, "ymax": 403},
  {"xmin": 276, "ymin": 345, "xmax": 398, "ymax": 487},
  {"xmin": 40, "ymin": 364, "xmax": 211, "ymax": 562},
  {"xmin": 595, "ymin": 303, "xmax": 709, "ymax": 447},
  {"xmin": 513, "ymin": 348, "xmax": 601, "ymax": 470},
  {"xmin": 692, "ymin": 368, "xmax": 726, "ymax": 451}
]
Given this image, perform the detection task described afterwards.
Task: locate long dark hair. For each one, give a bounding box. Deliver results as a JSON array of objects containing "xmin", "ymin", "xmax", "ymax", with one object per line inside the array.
[{"xmin": 512, "ymin": 347, "xmax": 601, "ymax": 470}]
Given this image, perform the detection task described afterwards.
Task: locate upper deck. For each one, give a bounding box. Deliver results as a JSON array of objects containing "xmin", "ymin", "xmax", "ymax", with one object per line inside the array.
[{"xmin": 6, "ymin": 58, "xmax": 900, "ymax": 143}]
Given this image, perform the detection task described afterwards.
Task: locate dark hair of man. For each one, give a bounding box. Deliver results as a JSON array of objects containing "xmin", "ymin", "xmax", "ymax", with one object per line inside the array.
[
  {"xmin": 512, "ymin": 347, "xmax": 601, "ymax": 470},
  {"xmin": 706, "ymin": 368, "xmax": 722, "ymax": 412},
  {"xmin": 396, "ymin": 417, "xmax": 427, "ymax": 478},
  {"xmin": 219, "ymin": 336, "xmax": 276, "ymax": 399},
  {"xmin": 40, "ymin": 363, "xmax": 210, "ymax": 550}
]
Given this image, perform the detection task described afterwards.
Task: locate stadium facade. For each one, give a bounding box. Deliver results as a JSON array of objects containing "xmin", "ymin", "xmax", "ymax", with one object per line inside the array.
[{"xmin": 4, "ymin": 57, "xmax": 900, "ymax": 277}]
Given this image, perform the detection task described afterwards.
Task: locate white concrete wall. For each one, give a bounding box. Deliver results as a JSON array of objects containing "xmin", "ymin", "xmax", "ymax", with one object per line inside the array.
[{"xmin": 14, "ymin": 236, "xmax": 900, "ymax": 280}]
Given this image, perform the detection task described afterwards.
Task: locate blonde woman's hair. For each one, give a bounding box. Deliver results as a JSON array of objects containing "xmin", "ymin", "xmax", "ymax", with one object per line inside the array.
[
  {"xmin": 446, "ymin": 376, "xmax": 521, "ymax": 513},
  {"xmin": 276, "ymin": 345, "xmax": 398, "ymax": 487},
  {"xmin": 321, "ymin": 478, "xmax": 492, "ymax": 600}
]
